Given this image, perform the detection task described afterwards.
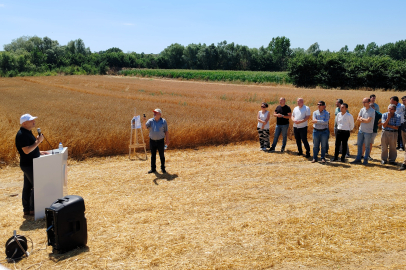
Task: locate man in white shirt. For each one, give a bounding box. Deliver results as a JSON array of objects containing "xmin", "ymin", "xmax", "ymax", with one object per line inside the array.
[
  {"xmin": 291, "ymin": 98, "xmax": 311, "ymax": 158},
  {"xmin": 332, "ymin": 103, "xmax": 354, "ymax": 162}
]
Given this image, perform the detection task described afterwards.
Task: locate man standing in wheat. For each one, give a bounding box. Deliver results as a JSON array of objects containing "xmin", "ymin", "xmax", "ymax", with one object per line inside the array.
[
  {"xmin": 351, "ymin": 98, "xmax": 375, "ymax": 165},
  {"xmin": 291, "ymin": 98, "xmax": 311, "ymax": 158},
  {"xmin": 311, "ymin": 101, "xmax": 330, "ymax": 163},
  {"xmin": 269, "ymin": 97, "xmax": 291, "ymax": 153},
  {"xmin": 143, "ymin": 108, "xmax": 170, "ymax": 174},
  {"xmin": 15, "ymin": 114, "xmax": 49, "ymax": 217},
  {"xmin": 381, "ymin": 104, "xmax": 401, "ymax": 165}
]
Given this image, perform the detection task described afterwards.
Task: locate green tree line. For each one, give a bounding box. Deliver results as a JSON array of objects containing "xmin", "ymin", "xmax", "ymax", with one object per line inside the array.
[
  {"xmin": 289, "ymin": 42, "xmax": 406, "ymax": 90},
  {"xmin": 1, "ymin": 36, "xmax": 406, "ymax": 89}
]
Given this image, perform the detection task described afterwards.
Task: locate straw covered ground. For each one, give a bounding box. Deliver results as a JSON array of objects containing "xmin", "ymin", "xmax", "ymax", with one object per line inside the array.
[{"xmin": 1, "ymin": 139, "xmax": 406, "ymax": 269}]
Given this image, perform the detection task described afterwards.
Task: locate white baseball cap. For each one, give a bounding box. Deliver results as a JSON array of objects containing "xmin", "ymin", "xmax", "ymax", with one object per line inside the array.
[
  {"xmin": 153, "ymin": 108, "xmax": 162, "ymax": 114},
  {"xmin": 20, "ymin": 114, "xmax": 37, "ymax": 124}
]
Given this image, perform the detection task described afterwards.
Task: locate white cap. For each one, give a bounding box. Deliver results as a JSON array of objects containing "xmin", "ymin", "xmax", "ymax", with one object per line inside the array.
[
  {"xmin": 153, "ymin": 108, "xmax": 162, "ymax": 114},
  {"xmin": 20, "ymin": 114, "xmax": 37, "ymax": 124}
]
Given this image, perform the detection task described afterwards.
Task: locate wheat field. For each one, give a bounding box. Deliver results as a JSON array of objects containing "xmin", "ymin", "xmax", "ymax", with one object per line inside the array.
[{"xmin": 0, "ymin": 75, "xmax": 397, "ymax": 165}]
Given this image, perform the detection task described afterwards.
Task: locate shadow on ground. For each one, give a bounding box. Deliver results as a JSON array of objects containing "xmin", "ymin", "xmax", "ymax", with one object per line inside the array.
[
  {"xmin": 49, "ymin": 246, "xmax": 90, "ymax": 262},
  {"xmin": 19, "ymin": 217, "xmax": 46, "ymax": 231},
  {"xmin": 153, "ymin": 172, "xmax": 178, "ymax": 185}
]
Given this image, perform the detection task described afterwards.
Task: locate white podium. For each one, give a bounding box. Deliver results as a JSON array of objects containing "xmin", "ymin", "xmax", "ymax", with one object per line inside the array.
[{"xmin": 33, "ymin": 147, "xmax": 68, "ymax": 220}]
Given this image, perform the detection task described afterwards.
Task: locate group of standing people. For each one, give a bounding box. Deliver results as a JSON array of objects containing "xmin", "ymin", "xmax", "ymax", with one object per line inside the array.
[{"xmin": 257, "ymin": 94, "xmax": 406, "ymax": 169}]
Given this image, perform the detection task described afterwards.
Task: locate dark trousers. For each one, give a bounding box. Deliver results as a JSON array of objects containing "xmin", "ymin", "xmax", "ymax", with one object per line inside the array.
[
  {"xmin": 334, "ymin": 130, "xmax": 350, "ymax": 161},
  {"xmin": 20, "ymin": 166, "xmax": 34, "ymax": 212},
  {"xmin": 257, "ymin": 128, "xmax": 270, "ymax": 149},
  {"xmin": 150, "ymin": 138, "xmax": 165, "ymax": 170},
  {"xmin": 294, "ymin": 127, "xmax": 310, "ymax": 155},
  {"xmin": 398, "ymin": 128, "xmax": 403, "ymax": 149}
]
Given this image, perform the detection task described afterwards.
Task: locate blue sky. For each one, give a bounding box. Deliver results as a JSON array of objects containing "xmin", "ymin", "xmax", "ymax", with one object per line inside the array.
[{"xmin": 1, "ymin": 0, "xmax": 405, "ymax": 54}]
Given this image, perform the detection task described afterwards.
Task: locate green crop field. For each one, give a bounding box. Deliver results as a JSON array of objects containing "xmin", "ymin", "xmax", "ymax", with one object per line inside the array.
[{"xmin": 119, "ymin": 69, "xmax": 292, "ymax": 84}]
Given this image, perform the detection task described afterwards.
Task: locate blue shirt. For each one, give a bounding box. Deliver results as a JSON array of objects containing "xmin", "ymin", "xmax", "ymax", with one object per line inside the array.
[
  {"xmin": 313, "ymin": 110, "xmax": 330, "ymax": 130},
  {"xmin": 146, "ymin": 118, "xmax": 168, "ymax": 140},
  {"xmin": 382, "ymin": 112, "xmax": 401, "ymax": 131}
]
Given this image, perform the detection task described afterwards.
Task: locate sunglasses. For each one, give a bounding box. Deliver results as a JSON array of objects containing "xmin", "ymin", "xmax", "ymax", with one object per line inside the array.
[{"xmin": 261, "ymin": 106, "xmax": 266, "ymax": 108}]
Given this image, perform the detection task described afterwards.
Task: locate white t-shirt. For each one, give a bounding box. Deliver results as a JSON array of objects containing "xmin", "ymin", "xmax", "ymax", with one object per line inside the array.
[
  {"xmin": 396, "ymin": 103, "xmax": 405, "ymax": 123},
  {"xmin": 257, "ymin": 110, "xmax": 270, "ymax": 129},
  {"xmin": 292, "ymin": 106, "xmax": 310, "ymax": 128}
]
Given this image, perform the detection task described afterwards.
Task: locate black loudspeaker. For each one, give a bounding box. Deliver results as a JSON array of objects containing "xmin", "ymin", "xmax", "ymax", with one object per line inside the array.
[{"xmin": 46, "ymin": 195, "xmax": 87, "ymax": 254}]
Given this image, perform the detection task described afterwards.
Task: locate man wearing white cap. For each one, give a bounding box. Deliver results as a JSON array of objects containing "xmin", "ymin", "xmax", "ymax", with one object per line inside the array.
[
  {"xmin": 143, "ymin": 108, "xmax": 170, "ymax": 174},
  {"xmin": 15, "ymin": 114, "xmax": 49, "ymax": 216}
]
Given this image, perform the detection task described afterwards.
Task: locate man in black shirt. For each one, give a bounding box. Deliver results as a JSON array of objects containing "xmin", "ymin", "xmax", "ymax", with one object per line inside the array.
[
  {"xmin": 270, "ymin": 97, "xmax": 292, "ymax": 152},
  {"xmin": 15, "ymin": 114, "xmax": 48, "ymax": 216}
]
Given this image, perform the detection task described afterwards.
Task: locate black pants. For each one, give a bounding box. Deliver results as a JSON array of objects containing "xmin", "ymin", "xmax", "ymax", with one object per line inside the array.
[
  {"xmin": 294, "ymin": 127, "xmax": 310, "ymax": 155},
  {"xmin": 398, "ymin": 128, "xmax": 403, "ymax": 149},
  {"xmin": 20, "ymin": 166, "xmax": 34, "ymax": 212},
  {"xmin": 334, "ymin": 130, "xmax": 350, "ymax": 161},
  {"xmin": 150, "ymin": 138, "xmax": 165, "ymax": 171}
]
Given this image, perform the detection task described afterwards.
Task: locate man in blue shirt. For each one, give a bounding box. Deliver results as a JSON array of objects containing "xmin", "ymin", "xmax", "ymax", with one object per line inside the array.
[
  {"xmin": 311, "ymin": 101, "xmax": 330, "ymax": 163},
  {"xmin": 381, "ymin": 104, "xmax": 401, "ymax": 165},
  {"xmin": 143, "ymin": 108, "xmax": 170, "ymax": 174},
  {"xmin": 400, "ymin": 96, "xmax": 406, "ymax": 170},
  {"xmin": 390, "ymin": 96, "xmax": 405, "ymax": 150}
]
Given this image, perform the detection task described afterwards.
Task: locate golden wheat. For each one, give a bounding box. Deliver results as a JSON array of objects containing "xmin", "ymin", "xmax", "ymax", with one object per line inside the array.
[{"xmin": 0, "ymin": 75, "xmax": 396, "ymax": 164}]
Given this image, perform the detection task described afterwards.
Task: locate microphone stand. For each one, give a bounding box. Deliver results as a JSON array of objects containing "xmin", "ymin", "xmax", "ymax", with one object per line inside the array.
[{"xmin": 42, "ymin": 134, "xmax": 54, "ymax": 154}]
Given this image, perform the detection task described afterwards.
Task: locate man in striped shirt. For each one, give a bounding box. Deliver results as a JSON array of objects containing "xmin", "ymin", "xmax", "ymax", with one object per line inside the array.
[{"xmin": 381, "ymin": 104, "xmax": 401, "ymax": 165}]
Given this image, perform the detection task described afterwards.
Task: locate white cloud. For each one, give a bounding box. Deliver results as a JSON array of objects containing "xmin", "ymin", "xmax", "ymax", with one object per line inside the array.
[{"xmin": 122, "ymin": 23, "xmax": 134, "ymax": 26}]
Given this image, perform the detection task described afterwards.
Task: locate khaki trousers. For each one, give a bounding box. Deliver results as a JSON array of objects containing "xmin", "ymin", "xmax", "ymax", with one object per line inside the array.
[
  {"xmin": 402, "ymin": 131, "xmax": 406, "ymax": 165},
  {"xmin": 381, "ymin": 130, "xmax": 398, "ymax": 162}
]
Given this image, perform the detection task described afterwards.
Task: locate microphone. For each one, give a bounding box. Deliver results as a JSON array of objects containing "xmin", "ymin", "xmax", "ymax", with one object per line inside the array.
[{"xmin": 37, "ymin": 128, "xmax": 55, "ymax": 154}]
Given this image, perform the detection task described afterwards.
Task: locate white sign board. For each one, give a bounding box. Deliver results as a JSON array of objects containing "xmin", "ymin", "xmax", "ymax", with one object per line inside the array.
[{"xmin": 131, "ymin": 115, "xmax": 141, "ymax": 129}]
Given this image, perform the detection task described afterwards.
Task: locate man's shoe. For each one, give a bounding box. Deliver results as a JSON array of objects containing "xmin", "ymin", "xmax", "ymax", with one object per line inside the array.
[
  {"xmin": 345, "ymin": 154, "xmax": 350, "ymax": 158},
  {"xmin": 396, "ymin": 146, "xmax": 401, "ymax": 150},
  {"xmin": 368, "ymin": 156, "xmax": 373, "ymax": 161},
  {"xmin": 331, "ymin": 158, "xmax": 339, "ymax": 162},
  {"xmin": 381, "ymin": 160, "xmax": 387, "ymax": 165},
  {"xmin": 305, "ymin": 153, "xmax": 311, "ymax": 158},
  {"xmin": 297, "ymin": 152, "xmax": 303, "ymax": 156},
  {"xmin": 389, "ymin": 161, "xmax": 397, "ymax": 165},
  {"xmin": 399, "ymin": 164, "xmax": 406, "ymax": 171},
  {"xmin": 280, "ymin": 148, "xmax": 285, "ymax": 153},
  {"xmin": 269, "ymin": 147, "xmax": 275, "ymax": 152},
  {"xmin": 350, "ymin": 160, "xmax": 361, "ymax": 164},
  {"xmin": 148, "ymin": 169, "xmax": 156, "ymax": 174},
  {"xmin": 321, "ymin": 158, "xmax": 326, "ymax": 163},
  {"xmin": 162, "ymin": 169, "xmax": 167, "ymax": 173},
  {"xmin": 311, "ymin": 159, "xmax": 317, "ymax": 163}
]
